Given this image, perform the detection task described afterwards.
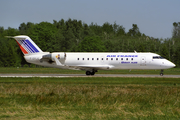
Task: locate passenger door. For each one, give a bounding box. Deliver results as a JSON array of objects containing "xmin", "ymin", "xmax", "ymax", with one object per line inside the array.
[{"xmin": 141, "ymin": 56, "xmax": 146, "ymax": 66}]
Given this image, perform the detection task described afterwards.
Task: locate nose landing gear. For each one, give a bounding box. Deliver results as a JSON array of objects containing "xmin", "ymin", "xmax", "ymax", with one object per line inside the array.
[{"xmin": 160, "ymin": 69, "xmax": 164, "ymax": 76}]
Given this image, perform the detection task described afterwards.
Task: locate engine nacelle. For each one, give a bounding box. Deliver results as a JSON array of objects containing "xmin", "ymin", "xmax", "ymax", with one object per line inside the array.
[
  {"xmin": 51, "ymin": 52, "xmax": 66, "ymax": 61},
  {"xmin": 42, "ymin": 52, "xmax": 66, "ymax": 64}
]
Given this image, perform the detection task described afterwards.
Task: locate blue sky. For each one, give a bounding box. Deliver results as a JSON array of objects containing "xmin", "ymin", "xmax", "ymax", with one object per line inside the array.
[{"xmin": 0, "ymin": 0, "xmax": 179, "ymax": 38}]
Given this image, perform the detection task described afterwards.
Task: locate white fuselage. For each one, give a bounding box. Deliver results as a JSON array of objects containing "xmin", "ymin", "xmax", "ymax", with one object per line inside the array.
[
  {"xmin": 11, "ymin": 35, "xmax": 175, "ymax": 75},
  {"xmin": 24, "ymin": 52, "xmax": 175, "ymax": 71}
]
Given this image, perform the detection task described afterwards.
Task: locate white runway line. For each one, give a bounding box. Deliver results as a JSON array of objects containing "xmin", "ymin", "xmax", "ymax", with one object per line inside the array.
[
  {"xmin": 0, "ymin": 74, "xmax": 180, "ymax": 78},
  {"xmin": 0, "ymin": 76, "xmax": 69, "ymax": 78}
]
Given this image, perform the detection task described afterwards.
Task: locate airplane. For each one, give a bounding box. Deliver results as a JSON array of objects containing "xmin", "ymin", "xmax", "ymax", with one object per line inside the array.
[{"xmin": 8, "ymin": 35, "xmax": 175, "ymax": 76}]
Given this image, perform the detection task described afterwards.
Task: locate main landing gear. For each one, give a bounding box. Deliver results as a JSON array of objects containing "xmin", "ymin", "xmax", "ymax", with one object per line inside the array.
[
  {"xmin": 86, "ymin": 69, "xmax": 97, "ymax": 76},
  {"xmin": 160, "ymin": 69, "xmax": 164, "ymax": 76}
]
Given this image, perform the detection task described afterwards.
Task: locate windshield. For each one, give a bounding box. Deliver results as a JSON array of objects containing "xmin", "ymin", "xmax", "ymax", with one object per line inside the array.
[{"xmin": 153, "ymin": 56, "xmax": 165, "ymax": 59}]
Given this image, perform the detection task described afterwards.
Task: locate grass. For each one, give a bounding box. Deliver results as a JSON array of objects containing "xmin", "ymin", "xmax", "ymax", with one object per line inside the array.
[
  {"xmin": 0, "ymin": 67, "xmax": 180, "ymax": 74},
  {"xmin": 0, "ymin": 77, "xmax": 180, "ymax": 119}
]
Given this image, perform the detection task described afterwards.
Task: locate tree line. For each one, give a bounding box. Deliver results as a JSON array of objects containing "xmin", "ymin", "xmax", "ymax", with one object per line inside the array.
[{"xmin": 0, "ymin": 19, "xmax": 180, "ymax": 67}]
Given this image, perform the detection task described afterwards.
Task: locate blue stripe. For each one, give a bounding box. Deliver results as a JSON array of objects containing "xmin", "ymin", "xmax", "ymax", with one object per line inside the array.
[
  {"xmin": 23, "ymin": 40, "xmax": 35, "ymax": 53},
  {"xmin": 25, "ymin": 40, "xmax": 39, "ymax": 52},
  {"xmin": 21, "ymin": 40, "xmax": 34, "ymax": 53},
  {"xmin": 22, "ymin": 40, "xmax": 34, "ymax": 53},
  {"xmin": 20, "ymin": 40, "xmax": 33, "ymax": 53}
]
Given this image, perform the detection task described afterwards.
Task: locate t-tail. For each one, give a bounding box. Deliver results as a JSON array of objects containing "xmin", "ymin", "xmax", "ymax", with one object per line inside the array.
[
  {"xmin": 7, "ymin": 35, "xmax": 62, "ymax": 66},
  {"xmin": 11, "ymin": 35, "xmax": 43, "ymax": 55}
]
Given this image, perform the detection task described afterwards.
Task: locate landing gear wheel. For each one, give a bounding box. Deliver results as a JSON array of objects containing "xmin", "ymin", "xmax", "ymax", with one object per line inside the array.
[
  {"xmin": 160, "ymin": 69, "xmax": 164, "ymax": 76},
  {"xmin": 160, "ymin": 73, "xmax": 163, "ymax": 76},
  {"xmin": 91, "ymin": 72, "xmax": 95, "ymax": 75},
  {"xmin": 86, "ymin": 70, "xmax": 96, "ymax": 75},
  {"xmin": 86, "ymin": 71, "xmax": 91, "ymax": 75}
]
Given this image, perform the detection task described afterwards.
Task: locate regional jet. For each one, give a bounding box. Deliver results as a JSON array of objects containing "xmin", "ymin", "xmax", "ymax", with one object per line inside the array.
[{"xmin": 9, "ymin": 35, "xmax": 175, "ymax": 76}]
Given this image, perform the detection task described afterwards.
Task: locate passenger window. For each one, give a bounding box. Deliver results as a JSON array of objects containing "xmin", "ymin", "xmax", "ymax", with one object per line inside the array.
[
  {"xmin": 121, "ymin": 58, "xmax": 123, "ymax": 60},
  {"xmin": 102, "ymin": 58, "xmax": 103, "ymax": 60},
  {"xmin": 82, "ymin": 58, "xmax": 84, "ymax": 60},
  {"xmin": 131, "ymin": 58, "xmax": 133, "ymax": 60},
  {"xmin": 116, "ymin": 58, "xmax": 118, "ymax": 60},
  {"xmin": 92, "ymin": 58, "xmax": 94, "ymax": 60},
  {"xmin": 126, "ymin": 58, "xmax": 128, "ymax": 60},
  {"xmin": 77, "ymin": 58, "xmax": 79, "ymax": 60},
  {"xmin": 87, "ymin": 58, "xmax": 89, "ymax": 60},
  {"xmin": 97, "ymin": 58, "xmax": 99, "ymax": 60},
  {"xmin": 106, "ymin": 58, "xmax": 108, "ymax": 60},
  {"xmin": 111, "ymin": 58, "xmax": 113, "ymax": 60}
]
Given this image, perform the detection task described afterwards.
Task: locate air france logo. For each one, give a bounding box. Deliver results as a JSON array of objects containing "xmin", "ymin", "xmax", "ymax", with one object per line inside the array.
[
  {"xmin": 56, "ymin": 54, "xmax": 60, "ymax": 59},
  {"xmin": 106, "ymin": 55, "xmax": 138, "ymax": 57}
]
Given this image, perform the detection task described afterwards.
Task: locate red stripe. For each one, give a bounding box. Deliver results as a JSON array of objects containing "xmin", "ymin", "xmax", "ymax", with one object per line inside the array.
[{"xmin": 16, "ymin": 41, "xmax": 28, "ymax": 54}]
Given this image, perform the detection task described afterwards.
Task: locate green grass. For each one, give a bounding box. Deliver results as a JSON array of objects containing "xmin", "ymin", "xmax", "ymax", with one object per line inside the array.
[
  {"xmin": 0, "ymin": 67, "xmax": 180, "ymax": 74},
  {"xmin": 0, "ymin": 77, "xmax": 180, "ymax": 119}
]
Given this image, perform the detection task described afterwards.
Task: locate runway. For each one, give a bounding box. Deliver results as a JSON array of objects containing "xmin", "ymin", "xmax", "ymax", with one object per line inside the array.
[{"xmin": 0, "ymin": 74, "xmax": 180, "ymax": 78}]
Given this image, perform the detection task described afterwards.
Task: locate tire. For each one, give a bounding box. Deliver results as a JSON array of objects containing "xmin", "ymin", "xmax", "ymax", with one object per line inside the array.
[
  {"xmin": 91, "ymin": 72, "xmax": 95, "ymax": 75},
  {"xmin": 160, "ymin": 73, "xmax": 163, "ymax": 76},
  {"xmin": 86, "ymin": 71, "xmax": 91, "ymax": 75}
]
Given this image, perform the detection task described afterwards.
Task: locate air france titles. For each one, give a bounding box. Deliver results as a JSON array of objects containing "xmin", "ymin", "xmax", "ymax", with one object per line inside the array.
[{"xmin": 106, "ymin": 55, "xmax": 138, "ymax": 64}]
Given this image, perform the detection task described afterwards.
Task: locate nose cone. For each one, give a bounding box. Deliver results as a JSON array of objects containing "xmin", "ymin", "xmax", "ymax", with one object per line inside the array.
[
  {"xmin": 168, "ymin": 62, "xmax": 176, "ymax": 68},
  {"xmin": 172, "ymin": 63, "xmax": 176, "ymax": 68}
]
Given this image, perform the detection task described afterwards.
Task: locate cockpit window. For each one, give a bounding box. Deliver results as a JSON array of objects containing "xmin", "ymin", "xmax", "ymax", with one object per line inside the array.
[{"xmin": 153, "ymin": 56, "xmax": 164, "ymax": 59}]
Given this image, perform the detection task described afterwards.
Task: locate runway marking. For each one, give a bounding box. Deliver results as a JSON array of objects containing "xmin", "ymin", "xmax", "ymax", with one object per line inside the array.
[
  {"xmin": 0, "ymin": 74, "xmax": 180, "ymax": 78},
  {"xmin": 0, "ymin": 76, "xmax": 69, "ymax": 78}
]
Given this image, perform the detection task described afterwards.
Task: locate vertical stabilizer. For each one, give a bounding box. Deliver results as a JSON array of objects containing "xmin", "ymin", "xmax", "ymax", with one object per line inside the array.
[{"xmin": 12, "ymin": 35, "xmax": 43, "ymax": 55}]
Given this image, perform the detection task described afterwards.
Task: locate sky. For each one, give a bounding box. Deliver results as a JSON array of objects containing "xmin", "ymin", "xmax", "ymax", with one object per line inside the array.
[{"xmin": 0, "ymin": 0, "xmax": 179, "ymax": 39}]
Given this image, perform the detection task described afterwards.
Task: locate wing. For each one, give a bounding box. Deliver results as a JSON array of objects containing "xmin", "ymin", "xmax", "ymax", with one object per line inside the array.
[
  {"xmin": 48, "ymin": 57, "xmax": 114, "ymax": 71},
  {"xmin": 68, "ymin": 65, "xmax": 114, "ymax": 71}
]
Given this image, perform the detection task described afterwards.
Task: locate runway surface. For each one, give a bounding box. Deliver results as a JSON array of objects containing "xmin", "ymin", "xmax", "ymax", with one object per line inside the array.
[{"xmin": 0, "ymin": 74, "xmax": 180, "ymax": 78}]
